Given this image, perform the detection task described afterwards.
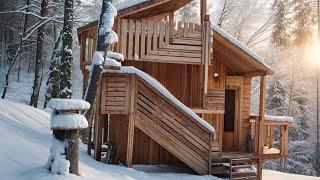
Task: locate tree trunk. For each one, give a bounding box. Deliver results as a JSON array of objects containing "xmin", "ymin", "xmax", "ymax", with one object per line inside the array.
[
  {"xmin": 17, "ymin": 0, "xmax": 30, "ymax": 82},
  {"xmin": 59, "ymin": 0, "xmax": 74, "ymax": 99},
  {"xmin": 1, "ymin": 47, "xmax": 21, "ymax": 99},
  {"xmin": 83, "ymin": 0, "xmax": 113, "ymax": 143},
  {"xmin": 30, "ymin": 0, "xmax": 48, "ymax": 107}
]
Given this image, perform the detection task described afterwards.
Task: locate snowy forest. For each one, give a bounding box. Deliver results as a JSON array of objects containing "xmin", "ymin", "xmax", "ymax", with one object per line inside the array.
[{"xmin": 0, "ymin": 0, "xmax": 320, "ymax": 179}]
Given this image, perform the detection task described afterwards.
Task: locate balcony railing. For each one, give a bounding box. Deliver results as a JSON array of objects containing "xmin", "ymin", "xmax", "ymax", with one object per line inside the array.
[{"xmin": 250, "ymin": 115, "xmax": 293, "ymax": 157}]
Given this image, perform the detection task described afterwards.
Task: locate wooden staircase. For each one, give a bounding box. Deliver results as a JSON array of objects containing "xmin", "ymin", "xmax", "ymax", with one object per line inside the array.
[
  {"xmin": 100, "ymin": 67, "xmax": 220, "ymax": 175},
  {"xmin": 229, "ymin": 157, "xmax": 257, "ymax": 180}
]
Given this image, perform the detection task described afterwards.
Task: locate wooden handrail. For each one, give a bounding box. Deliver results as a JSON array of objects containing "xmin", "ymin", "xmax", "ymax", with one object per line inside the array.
[
  {"xmin": 249, "ymin": 115, "xmax": 292, "ymax": 157},
  {"xmin": 102, "ymin": 71, "xmax": 219, "ymax": 175}
]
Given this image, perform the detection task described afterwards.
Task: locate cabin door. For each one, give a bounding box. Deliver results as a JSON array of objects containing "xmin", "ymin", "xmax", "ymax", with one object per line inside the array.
[
  {"xmin": 223, "ymin": 89, "xmax": 237, "ymax": 151},
  {"xmin": 223, "ymin": 76, "xmax": 243, "ymax": 152}
]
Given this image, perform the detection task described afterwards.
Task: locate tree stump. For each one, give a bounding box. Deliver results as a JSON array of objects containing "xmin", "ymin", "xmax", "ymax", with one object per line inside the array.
[{"xmin": 46, "ymin": 99, "xmax": 90, "ymax": 175}]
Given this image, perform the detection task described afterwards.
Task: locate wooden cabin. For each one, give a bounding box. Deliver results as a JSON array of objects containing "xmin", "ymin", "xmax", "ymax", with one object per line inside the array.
[{"xmin": 77, "ymin": 0, "xmax": 293, "ymax": 179}]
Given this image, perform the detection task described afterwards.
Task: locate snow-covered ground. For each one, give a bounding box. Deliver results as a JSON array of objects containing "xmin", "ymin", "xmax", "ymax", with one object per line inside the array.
[
  {"xmin": 0, "ymin": 99, "xmax": 318, "ymax": 180},
  {"xmin": 0, "ymin": 99, "xmax": 216, "ymax": 180}
]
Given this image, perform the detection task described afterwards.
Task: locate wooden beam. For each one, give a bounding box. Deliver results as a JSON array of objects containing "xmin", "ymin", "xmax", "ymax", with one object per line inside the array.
[
  {"xmin": 257, "ymin": 75, "xmax": 266, "ymax": 180},
  {"xmin": 126, "ymin": 114, "xmax": 135, "ymax": 167},
  {"xmin": 200, "ymin": 0, "xmax": 207, "ymax": 22},
  {"xmin": 244, "ymin": 71, "xmax": 267, "ymax": 78}
]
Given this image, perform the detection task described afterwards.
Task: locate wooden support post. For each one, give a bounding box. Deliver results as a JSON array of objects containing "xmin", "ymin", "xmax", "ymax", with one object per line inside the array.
[
  {"xmin": 257, "ymin": 76, "xmax": 266, "ymax": 180},
  {"xmin": 200, "ymin": 0, "xmax": 207, "ymax": 22},
  {"xmin": 66, "ymin": 129, "xmax": 80, "ymax": 175},
  {"xmin": 169, "ymin": 12, "xmax": 174, "ymax": 36},
  {"xmin": 126, "ymin": 114, "xmax": 135, "ymax": 167},
  {"xmin": 126, "ymin": 74, "xmax": 136, "ymax": 167},
  {"xmin": 94, "ymin": 113, "xmax": 103, "ymax": 161},
  {"xmin": 203, "ymin": 21, "xmax": 209, "ymax": 95}
]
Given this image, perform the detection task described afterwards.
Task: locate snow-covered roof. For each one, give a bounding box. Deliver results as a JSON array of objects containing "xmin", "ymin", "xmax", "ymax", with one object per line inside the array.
[
  {"xmin": 51, "ymin": 113, "xmax": 88, "ymax": 129},
  {"xmin": 105, "ymin": 66, "xmax": 215, "ymax": 133},
  {"xmin": 211, "ymin": 23, "xmax": 272, "ymax": 72},
  {"xmin": 114, "ymin": 0, "xmax": 150, "ymax": 11},
  {"xmin": 47, "ymin": 99, "xmax": 91, "ymax": 111}
]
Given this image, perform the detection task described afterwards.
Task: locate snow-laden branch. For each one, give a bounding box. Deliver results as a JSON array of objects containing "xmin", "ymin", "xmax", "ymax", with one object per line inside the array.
[{"xmin": 0, "ymin": 10, "xmax": 63, "ymax": 24}]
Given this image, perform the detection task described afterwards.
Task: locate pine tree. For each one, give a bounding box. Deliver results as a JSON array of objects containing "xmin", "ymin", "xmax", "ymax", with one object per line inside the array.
[
  {"xmin": 266, "ymin": 76, "xmax": 287, "ymax": 115},
  {"xmin": 44, "ymin": 31, "xmax": 63, "ymax": 108},
  {"xmin": 59, "ymin": 0, "xmax": 74, "ymax": 99},
  {"xmin": 30, "ymin": 0, "xmax": 48, "ymax": 107},
  {"xmin": 271, "ymin": 0, "xmax": 290, "ymax": 47},
  {"xmin": 291, "ymin": 0, "xmax": 313, "ymax": 46}
]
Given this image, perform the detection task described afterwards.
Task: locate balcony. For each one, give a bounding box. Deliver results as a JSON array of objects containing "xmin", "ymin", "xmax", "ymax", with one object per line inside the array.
[{"xmin": 250, "ymin": 115, "xmax": 294, "ymax": 158}]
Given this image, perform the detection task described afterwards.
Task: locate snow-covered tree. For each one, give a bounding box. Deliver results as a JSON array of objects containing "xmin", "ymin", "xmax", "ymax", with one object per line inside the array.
[
  {"xmin": 271, "ymin": 0, "xmax": 290, "ymax": 47},
  {"xmin": 266, "ymin": 76, "xmax": 287, "ymax": 115},
  {"xmin": 291, "ymin": 0, "xmax": 313, "ymax": 46},
  {"xmin": 44, "ymin": 32, "xmax": 63, "ymax": 107},
  {"xmin": 30, "ymin": 0, "xmax": 49, "ymax": 107},
  {"xmin": 59, "ymin": 0, "xmax": 74, "ymax": 99}
]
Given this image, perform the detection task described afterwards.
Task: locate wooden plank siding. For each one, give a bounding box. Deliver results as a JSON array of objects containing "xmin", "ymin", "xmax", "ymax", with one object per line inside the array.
[{"xmin": 108, "ymin": 61, "xmax": 205, "ymax": 165}]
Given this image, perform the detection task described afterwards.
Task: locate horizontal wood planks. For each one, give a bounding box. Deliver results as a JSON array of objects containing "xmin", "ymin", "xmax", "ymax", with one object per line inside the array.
[
  {"xmin": 203, "ymin": 89, "xmax": 225, "ymax": 112},
  {"xmin": 101, "ymin": 74, "xmax": 130, "ymax": 114}
]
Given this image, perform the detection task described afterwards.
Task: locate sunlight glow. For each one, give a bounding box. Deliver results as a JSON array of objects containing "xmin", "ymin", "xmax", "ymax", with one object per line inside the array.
[{"xmin": 306, "ymin": 42, "xmax": 320, "ymax": 67}]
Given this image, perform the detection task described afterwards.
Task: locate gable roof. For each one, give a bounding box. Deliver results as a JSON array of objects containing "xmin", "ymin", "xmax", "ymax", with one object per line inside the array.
[
  {"xmin": 115, "ymin": 0, "xmax": 192, "ymax": 19},
  {"xmin": 211, "ymin": 23, "xmax": 273, "ymax": 76}
]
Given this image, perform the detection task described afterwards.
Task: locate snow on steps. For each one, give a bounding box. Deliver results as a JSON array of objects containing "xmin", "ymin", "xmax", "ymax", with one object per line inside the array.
[{"xmin": 105, "ymin": 66, "xmax": 215, "ymax": 133}]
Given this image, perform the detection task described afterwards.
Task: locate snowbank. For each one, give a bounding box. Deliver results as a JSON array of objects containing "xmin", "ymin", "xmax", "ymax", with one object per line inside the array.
[
  {"xmin": 0, "ymin": 99, "xmax": 218, "ymax": 179},
  {"xmin": 105, "ymin": 66, "xmax": 215, "ymax": 133},
  {"xmin": 46, "ymin": 136, "xmax": 70, "ymax": 175},
  {"xmin": 51, "ymin": 113, "xmax": 88, "ymax": 129},
  {"xmin": 47, "ymin": 98, "xmax": 90, "ymax": 111},
  {"xmin": 263, "ymin": 169, "xmax": 317, "ymax": 180}
]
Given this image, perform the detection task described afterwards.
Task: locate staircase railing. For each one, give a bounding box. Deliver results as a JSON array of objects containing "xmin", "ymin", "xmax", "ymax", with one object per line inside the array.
[
  {"xmin": 100, "ymin": 68, "xmax": 219, "ymax": 174},
  {"xmin": 250, "ymin": 115, "xmax": 293, "ymax": 157}
]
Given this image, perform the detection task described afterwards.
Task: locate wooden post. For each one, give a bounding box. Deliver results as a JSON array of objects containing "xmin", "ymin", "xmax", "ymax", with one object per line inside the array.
[
  {"xmin": 169, "ymin": 12, "xmax": 174, "ymax": 36},
  {"xmin": 47, "ymin": 99, "xmax": 90, "ymax": 176},
  {"xmin": 257, "ymin": 76, "xmax": 266, "ymax": 180},
  {"xmin": 126, "ymin": 114, "xmax": 135, "ymax": 167},
  {"xmin": 94, "ymin": 113, "xmax": 103, "ymax": 161},
  {"xmin": 66, "ymin": 129, "xmax": 79, "ymax": 175},
  {"xmin": 200, "ymin": 0, "xmax": 207, "ymax": 23},
  {"xmin": 126, "ymin": 74, "xmax": 136, "ymax": 167}
]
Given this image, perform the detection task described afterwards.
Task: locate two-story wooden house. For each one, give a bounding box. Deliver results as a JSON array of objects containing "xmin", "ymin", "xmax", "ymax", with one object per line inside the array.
[{"xmin": 77, "ymin": 0, "xmax": 293, "ymax": 179}]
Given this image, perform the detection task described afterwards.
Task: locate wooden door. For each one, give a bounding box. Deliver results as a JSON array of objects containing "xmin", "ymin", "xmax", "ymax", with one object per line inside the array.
[{"xmin": 222, "ymin": 89, "xmax": 236, "ymax": 151}]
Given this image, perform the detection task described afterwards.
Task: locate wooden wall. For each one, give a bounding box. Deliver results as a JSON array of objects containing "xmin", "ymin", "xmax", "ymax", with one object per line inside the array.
[
  {"xmin": 107, "ymin": 51, "xmax": 253, "ymax": 165},
  {"xmin": 203, "ymin": 55, "xmax": 226, "ymax": 153},
  {"xmin": 109, "ymin": 61, "xmax": 204, "ymax": 165},
  {"xmin": 241, "ymin": 77, "xmax": 252, "ymax": 152}
]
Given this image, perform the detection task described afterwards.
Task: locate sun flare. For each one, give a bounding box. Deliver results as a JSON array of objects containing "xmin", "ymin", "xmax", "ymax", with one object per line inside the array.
[{"xmin": 306, "ymin": 41, "xmax": 320, "ymax": 66}]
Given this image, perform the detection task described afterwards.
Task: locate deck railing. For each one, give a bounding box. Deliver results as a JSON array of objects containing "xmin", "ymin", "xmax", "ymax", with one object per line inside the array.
[{"xmin": 250, "ymin": 115, "xmax": 293, "ymax": 157}]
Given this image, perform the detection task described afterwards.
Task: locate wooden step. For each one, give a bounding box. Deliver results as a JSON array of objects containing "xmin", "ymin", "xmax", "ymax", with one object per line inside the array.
[
  {"xmin": 232, "ymin": 171, "xmax": 257, "ymax": 177},
  {"xmin": 231, "ymin": 157, "xmax": 251, "ymax": 161},
  {"xmin": 232, "ymin": 176, "xmax": 257, "ymax": 180},
  {"xmin": 232, "ymin": 164, "xmax": 253, "ymax": 169}
]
